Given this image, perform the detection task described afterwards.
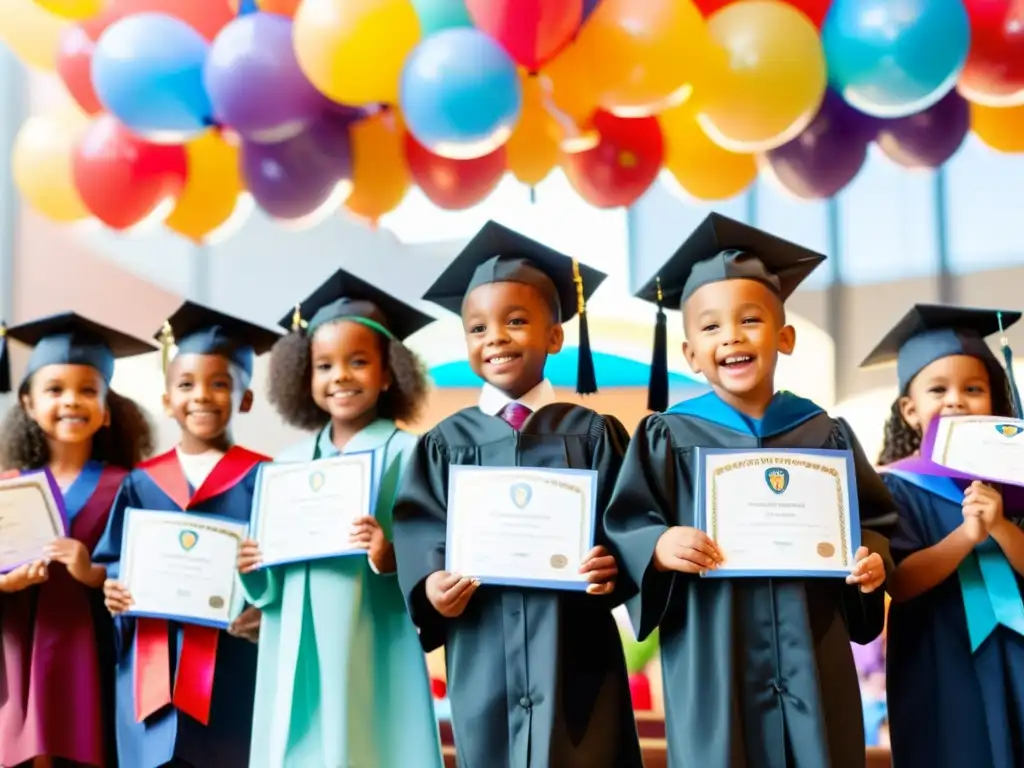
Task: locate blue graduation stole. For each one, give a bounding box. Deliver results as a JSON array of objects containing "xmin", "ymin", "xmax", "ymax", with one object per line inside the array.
[
  {"xmin": 887, "ymin": 468, "xmax": 1024, "ymax": 652},
  {"xmin": 665, "ymin": 390, "xmax": 824, "ymax": 439}
]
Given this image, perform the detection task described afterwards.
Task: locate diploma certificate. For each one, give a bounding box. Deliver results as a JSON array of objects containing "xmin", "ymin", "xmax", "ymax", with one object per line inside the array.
[
  {"xmin": 120, "ymin": 510, "xmax": 246, "ymax": 628},
  {"xmin": 445, "ymin": 466, "xmax": 597, "ymax": 591},
  {"xmin": 930, "ymin": 415, "xmax": 1024, "ymax": 487},
  {"xmin": 0, "ymin": 469, "xmax": 67, "ymax": 574},
  {"xmin": 250, "ymin": 452, "xmax": 375, "ymax": 568},
  {"xmin": 696, "ymin": 448, "xmax": 861, "ymax": 578}
]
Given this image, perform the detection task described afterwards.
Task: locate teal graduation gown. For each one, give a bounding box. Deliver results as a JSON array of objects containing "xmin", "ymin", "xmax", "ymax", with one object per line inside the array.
[{"xmin": 240, "ymin": 419, "xmax": 443, "ymax": 768}]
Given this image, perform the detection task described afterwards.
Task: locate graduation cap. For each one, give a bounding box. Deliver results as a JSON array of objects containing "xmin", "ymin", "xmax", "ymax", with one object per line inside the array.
[
  {"xmin": 281, "ymin": 268, "xmax": 436, "ymax": 343},
  {"xmin": 0, "ymin": 312, "xmax": 157, "ymax": 394},
  {"xmin": 635, "ymin": 213, "xmax": 827, "ymax": 412},
  {"xmin": 159, "ymin": 301, "xmax": 282, "ymax": 380},
  {"xmin": 422, "ymin": 220, "xmax": 607, "ymax": 394},
  {"xmin": 861, "ymin": 303, "xmax": 1023, "ymax": 415}
]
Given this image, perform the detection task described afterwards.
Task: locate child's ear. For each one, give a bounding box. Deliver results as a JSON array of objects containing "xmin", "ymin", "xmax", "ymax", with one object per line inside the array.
[
  {"xmin": 547, "ymin": 323, "xmax": 565, "ymax": 355},
  {"xmin": 19, "ymin": 392, "xmax": 34, "ymax": 418},
  {"xmin": 102, "ymin": 405, "xmax": 111, "ymax": 428},
  {"xmin": 777, "ymin": 324, "xmax": 797, "ymax": 356},
  {"xmin": 682, "ymin": 341, "xmax": 701, "ymax": 374},
  {"xmin": 898, "ymin": 395, "xmax": 919, "ymax": 430},
  {"xmin": 239, "ymin": 389, "xmax": 254, "ymax": 414},
  {"xmin": 161, "ymin": 391, "xmax": 174, "ymax": 418}
]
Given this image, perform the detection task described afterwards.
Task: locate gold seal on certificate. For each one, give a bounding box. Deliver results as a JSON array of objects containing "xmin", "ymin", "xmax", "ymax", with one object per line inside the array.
[
  {"xmin": 929, "ymin": 415, "xmax": 1024, "ymax": 487},
  {"xmin": 0, "ymin": 469, "xmax": 66, "ymax": 574}
]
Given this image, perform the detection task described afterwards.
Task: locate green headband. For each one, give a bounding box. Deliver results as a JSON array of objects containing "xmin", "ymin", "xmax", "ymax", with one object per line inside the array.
[{"xmin": 307, "ymin": 314, "xmax": 395, "ymax": 341}]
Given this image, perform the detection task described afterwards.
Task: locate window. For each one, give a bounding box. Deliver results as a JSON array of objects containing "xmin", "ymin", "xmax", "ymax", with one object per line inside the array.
[{"xmin": 752, "ymin": 178, "xmax": 831, "ymax": 291}]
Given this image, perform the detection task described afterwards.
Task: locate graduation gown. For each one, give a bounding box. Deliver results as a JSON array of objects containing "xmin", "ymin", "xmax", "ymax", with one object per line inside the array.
[
  {"xmin": 882, "ymin": 469, "xmax": 1024, "ymax": 767},
  {"xmin": 93, "ymin": 446, "xmax": 268, "ymax": 768},
  {"xmin": 604, "ymin": 391, "xmax": 898, "ymax": 768},
  {"xmin": 239, "ymin": 419, "xmax": 443, "ymax": 768},
  {"xmin": 0, "ymin": 461, "xmax": 124, "ymax": 768},
  {"xmin": 392, "ymin": 403, "xmax": 643, "ymax": 768}
]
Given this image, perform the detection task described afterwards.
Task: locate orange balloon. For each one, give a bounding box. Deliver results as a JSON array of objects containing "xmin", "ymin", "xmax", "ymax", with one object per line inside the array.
[
  {"xmin": 166, "ymin": 131, "xmax": 245, "ymax": 243},
  {"xmin": 969, "ymin": 101, "xmax": 1024, "ymax": 153},
  {"xmin": 258, "ymin": 0, "xmax": 299, "ymax": 14},
  {"xmin": 541, "ymin": 40, "xmax": 598, "ymax": 127},
  {"xmin": 506, "ymin": 73, "xmax": 560, "ymax": 187},
  {"xmin": 658, "ymin": 102, "xmax": 756, "ymax": 200},
  {"xmin": 344, "ymin": 110, "xmax": 411, "ymax": 225}
]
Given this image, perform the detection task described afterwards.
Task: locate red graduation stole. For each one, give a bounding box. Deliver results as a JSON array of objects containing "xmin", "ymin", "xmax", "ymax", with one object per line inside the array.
[{"xmin": 133, "ymin": 446, "xmax": 269, "ymax": 726}]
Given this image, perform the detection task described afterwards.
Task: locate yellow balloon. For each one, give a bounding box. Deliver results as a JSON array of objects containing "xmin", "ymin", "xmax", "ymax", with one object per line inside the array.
[
  {"xmin": 344, "ymin": 111, "xmax": 410, "ymax": 225},
  {"xmin": 969, "ymin": 102, "xmax": 1024, "ymax": 154},
  {"xmin": 542, "ymin": 42, "xmax": 599, "ymax": 128},
  {"xmin": 506, "ymin": 74, "xmax": 560, "ymax": 187},
  {"xmin": 12, "ymin": 108, "xmax": 90, "ymax": 222},
  {"xmin": 697, "ymin": 0, "xmax": 826, "ymax": 153},
  {"xmin": 0, "ymin": 0, "xmax": 68, "ymax": 72},
  {"xmin": 166, "ymin": 131, "xmax": 244, "ymax": 243},
  {"xmin": 33, "ymin": 0, "xmax": 105, "ymax": 21},
  {"xmin": 295, "ymin": 0, "xmax": 421, "ymax": 107},
  {"xmin": 659, "ymin": 103, "xmax": 756, "ymax": 201}
]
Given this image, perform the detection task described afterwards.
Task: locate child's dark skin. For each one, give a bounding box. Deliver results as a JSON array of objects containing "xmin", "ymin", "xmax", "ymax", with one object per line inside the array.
[{"xmin": 423, "ymin": 280, "xmax": 620, "ymax": 618}]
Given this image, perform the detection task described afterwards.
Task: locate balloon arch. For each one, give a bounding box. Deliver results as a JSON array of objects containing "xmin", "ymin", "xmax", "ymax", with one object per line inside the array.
[{"xmin": 3, "ymin": 0, "xmax": 1022, "ymax": 242}]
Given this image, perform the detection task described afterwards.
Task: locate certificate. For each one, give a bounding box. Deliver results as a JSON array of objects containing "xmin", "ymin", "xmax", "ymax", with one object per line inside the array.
[
  {"xmin": 250, "ymin": 452, "xmax": 375, "ymax": 568},
  {"xmin": 0, "ymin": 469, "xmax": 67, "ymax": 574},
  {"xmin": 120, "ymin": 509, "xmax": 246, "ymax": 628},
  {"xmin": 695, "ymin": 448, "xmax": 861, "ymax": 578},
  {"xmin": 929, "ymin": 415, "xmax": 1024, "ymax": 488},
  {"xmin": 445, "ymin": 466, "xmax": 597, "ymax": 591}
]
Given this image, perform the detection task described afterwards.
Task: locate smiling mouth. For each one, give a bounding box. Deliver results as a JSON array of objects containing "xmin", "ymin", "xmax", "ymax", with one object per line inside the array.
[
  {"xmin": 57, "ymin": 416, "xmax": 88, "ymax": 425},
  {"xmin": 486, "ymin": 353, "xmax": 521, "ymax": 366},
  {"xmin": 329, "ymin": 391, "xmax": 361, "ymax": 400},
  {"xmin": 719, "ymin": 354, "xmax": 756, "ymax": 369},
  {"xmin": 187, "ymin": 410, "xmax": 221, "ymax": 418}
]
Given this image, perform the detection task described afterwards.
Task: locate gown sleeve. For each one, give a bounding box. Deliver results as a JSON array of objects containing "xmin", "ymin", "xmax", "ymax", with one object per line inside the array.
[
  {"xmin": 92, "ymin": 473, "xmax": 138, "ymax": 660},
  {"xmin": 591, "ymin": 414, "xmax": 638, "ymax": 609},
  {"xmin": 881, "ymin": 473, "xmax": 927, "ymax": 564}
]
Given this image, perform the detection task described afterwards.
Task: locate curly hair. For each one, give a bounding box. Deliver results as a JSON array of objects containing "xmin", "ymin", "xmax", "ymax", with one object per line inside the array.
[
  {"xmin": 877, "ymin": 362, "xmax": 1015, "ymax": 466},
  {"xmin": 0, "ymin": 388, "xmax": 155, "ymax": 471},
  {"xmin": 266, "ymin": 324, "xmax": 429, "ymax": 432}
]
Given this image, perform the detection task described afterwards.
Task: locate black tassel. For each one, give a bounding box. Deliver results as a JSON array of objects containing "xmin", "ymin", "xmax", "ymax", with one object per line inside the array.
[
  {"xmin": 998, "ymin": 311, "xmax": 1023, "ymax": 417},
  {"xmin": 572, "ymin": 260, "xmax": 597, "ymax": 395},
  {"xmin": 0, "ymin": 322, "xmax": 10, "ymax": 394},
  {"xmin": 647, "ymin": 278, "xmax": 668, "ymax": 412}
]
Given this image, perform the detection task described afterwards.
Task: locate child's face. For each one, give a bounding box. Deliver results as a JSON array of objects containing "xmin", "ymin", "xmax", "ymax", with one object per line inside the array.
[
  {"xmin": 899, "ymin": 354, "xmax": 994, "ymax": 434},
  {"xmin": 163, "ymin": 353, "xmax": 250, "ymax": 442},
  {"xmin": 682, "ymin": 278, "xmax": 795, "ymax": 403},
  {"xmin": 462, "ymin": 281, "xmax": 564, "ymax": 399},
  {"xmin": 21, "ymin": 364, "xmax": 109, "ymax": 445},
  {"xmin": 310, "ymin": 320, "xmax": 390, "ymax": 425}
]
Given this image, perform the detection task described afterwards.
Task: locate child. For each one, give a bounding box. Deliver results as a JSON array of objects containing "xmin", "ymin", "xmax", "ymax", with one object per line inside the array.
[
  {"xmin": 0, "ymin": 312, "xmax": 155, "ymax": 768},
  {"xmin": 94, "ymin": 302, "xmax": 280, "ymax": 768},
  {"xmin": 392, "ymin": 221, "xmax": 644, "ymax": 768},
  {"xmin": 863, "ymin": 304, "xmax": 1024, "ymax": 767},
  {"xmin": 236, "ymin": 269, "xmax": 443, "ymax": 768},
  {"xmin": 603, "ymin": 213, "xmax": 897, "ymax": 768}
]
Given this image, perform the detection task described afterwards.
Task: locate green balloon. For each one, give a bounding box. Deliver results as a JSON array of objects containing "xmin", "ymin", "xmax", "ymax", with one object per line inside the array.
[{"xmin": 412, "ymin": 0, "xmax": 473, "ymax": 35}]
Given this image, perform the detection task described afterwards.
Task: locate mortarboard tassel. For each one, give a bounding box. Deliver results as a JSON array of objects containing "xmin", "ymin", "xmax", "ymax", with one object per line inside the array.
[
  {"xmin": 998, "ymin": 311, "xmax": 1023, "ymax": 417},
  {"xmin": 291, "ymin": 304, "xmax": 309, "ymax": 335},
  {"xmin": 647, "ymin": 278, "xmax": 669, "ymax": 413},
  {"xmin": 573, "ymin": 260, "xmax": 597, "ymax": 395},
  {"xmin": 159, "ymin": 321, "xmax": 174, "ymax": 376},
  {"xmin": 0, "ymin": 322, "xmax": 10, "ymax": 394}
]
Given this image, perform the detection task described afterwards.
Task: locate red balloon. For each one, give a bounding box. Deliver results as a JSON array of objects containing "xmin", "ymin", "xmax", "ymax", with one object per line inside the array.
[
  {"xmin": 101, "ymin": 0, "xmax": 235, "ymax": 40},
  {"xmin": 56, "ymin": 24, "xmax": 103, "ymax": 116},
  {"xmin": 561, "ymin": 110, "xmax": 663, "ymax": 209},
  {"xmin": 73, "ymin": 115, "xmax": 188, "ymax": 230},
  {"xmin": 466, "ymin": 0, "xmax": 583, "ymax": 71},
  {"xmin": 960, "ymin": 0, "xmax": 1024, "ymax": 106},
  {"xmin": 693, "ymin": 0, "xmax": 831, "ymax": 27},
  {"xmin": 405, "ymin": 134, "xmax": 506, "ymax": 210}
]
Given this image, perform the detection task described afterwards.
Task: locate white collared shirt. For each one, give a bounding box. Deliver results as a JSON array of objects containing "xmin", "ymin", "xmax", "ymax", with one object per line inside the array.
[
  {"xmin": 176, "ymin": 447, "xmax": 224, "ymax": 489},
  {"xmin": 478, "ymin": 379, "xmax": 557, "ymax": 417}
]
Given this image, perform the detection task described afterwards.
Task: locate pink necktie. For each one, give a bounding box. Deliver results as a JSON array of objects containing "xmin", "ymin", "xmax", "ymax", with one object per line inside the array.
[{"xmin": 499, "ymin": 401, "xmax": 532, "ymax": 431}]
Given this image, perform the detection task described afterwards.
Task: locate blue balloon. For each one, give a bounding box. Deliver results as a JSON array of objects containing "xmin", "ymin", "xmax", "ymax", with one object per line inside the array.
[
  {"xmin": 412, "ymin": 0, "xmax": 473, "ymax": 35},
  {"xmin": 823, "ymin": 0, "xmax": 970, "ymax": 119},
  {"xmin": 400, "ymin": 28, "xmax": 521, "ymax": 160},
  {"xmin": 92, "ymin": 13, "xmax": 212, "ymax": 142}
]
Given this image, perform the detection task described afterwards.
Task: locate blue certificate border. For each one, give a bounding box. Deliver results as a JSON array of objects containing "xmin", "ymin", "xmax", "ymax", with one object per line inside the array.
[
  {"xmin": 0, "ymin": 467, "xmax": 69, "ymax": 574},
  {"xmin": 248, "ymin": 449, "xmax": 378, "ymax": 570},
  {"xmin": 443, "ymin": 465, "xmax": 599, "ymax": 592},
  {"xmin": 119, "ymin": 507, "xmax": 246, "ymax": 630},
  {"xmin": 694, "ymin": 447, "xmax": 862, "ymax": 579}
]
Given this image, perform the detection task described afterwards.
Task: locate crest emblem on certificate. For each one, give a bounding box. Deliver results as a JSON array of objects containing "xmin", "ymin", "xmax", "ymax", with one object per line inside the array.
[
  {"xmin": 179, "ymin": 529, "xmax": 199, "ymax": 551},
  {"xmin": 996, "ymin": 423, "xmax": 1024, "ymax": 438},
  {"xmin": 308, "ymin": 471, "xmax": 326, "ymax": 492},
  {"xmin": 765, "ymin": 468, "xmax": 790, "ymax": 495},
  {"xmin": 510, "ymin": 482, "xmax": 533, "ymax": 509}
]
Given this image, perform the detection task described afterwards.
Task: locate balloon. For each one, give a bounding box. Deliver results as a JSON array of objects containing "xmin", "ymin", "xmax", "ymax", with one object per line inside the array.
[
  {"xmin": 506, "ymin": 73, "xmax": 560, "ymax": 186},
  {"xmin": 970, "ymin": 101, "xmax": 1024, "ymax": 153},
  {"xmin": 242, "ymin": 129, "xmax": 348, "ymax": 220},
  {"xmin": 823, "ymin": 0, "xmax": 970, "ymax": 118},
  {"xmin": 33, "ymin": 0, "xmax": 104, "ymax": 20},
  {"xmin": 304, "ymin": 104, "xmax": 360, "ymax": 179},
  {"xmin": 205, "ymin": 13, "xmax": 323, "ymax": 143},
  {"xmin": 561, "ymin": 110, "xmax": 663, "ymax": 208},
  {"xmin": 92, "ymin": 13, "xmax": 212, "ymax": 142},
  {"xmin": 0, "ymin": 0, "xmax": 67, "ymax": 71},
  {"xmin": 697, "ymin": 0, "xmax": 827, "ymax": 153},
  {"xmin": 412, "ymin": 0, "xmax": 473, "ymax": 34},
  {"xmin": 255, "ymin": 0, "xmax": 300, "ymax": 15},
  {"xmin": 405, "ymin": 134, "xmax": 506, "ymax": 210},
  {"xmin": 572, "ymin": 0, "xmax": 708, "ymax": 117},
  {"xmin": 400, "ymin": 28, "xmax": 521, "ymax": 159},
  {"xmin": 658, "ymin": 103, "xmax": 756, "ymax": 201},
  {"xmin": 959, "ymin": 0, "xmax": 1024, "ymax": 107},
  {"xmin": 762, "ymin": 90, "xmax": 872, "ymax": 200},
  {"xmin": 582, "ymin": 0, "xmax": 600, "ymax": 21},
  {"xmin": 103, "ymin": 0, "xmax": 234, "ymax": 40},
  {"xmin": 295, "ymin": 0, "xmax": 422, "ymax": 106},
  {"xmin": 12, "ymin": 109, "xmax": 91, "ymax": 223},
  {"xmin": 165, "ymin": 131, "xmax": 244, "ymax": 242},
  {"xmin": 540, "ymin": 41, "xmax": 600, "ymax": 147},
  {"xmin": 693, "ymin": 0, "xmax": 831, "ymax": 27},
  {"xmin": 72, "ymin": 114, "xmax": 188, "ymax": 229},
  {"xmin": 465, "ymin": 0, "xmax": 582, "ymax": 71},
  {"xmin": 344, "ymin": 110, "xmax": 411, "ymax": 224},
  {"xmin": 875, "ymin": 90, "xmax": 970, "ymax": 169},
  {"xmin": 56, "ymin": 23, "xmax": 103, "ymax": 114}
]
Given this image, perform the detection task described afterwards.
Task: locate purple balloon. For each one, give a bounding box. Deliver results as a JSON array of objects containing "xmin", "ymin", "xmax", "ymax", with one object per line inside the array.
[
  {"xmin": 875, "ymin": 89, "xmax": 969, "ymax": 169},
  {"xmin": 306, "ymin": 108, "xmax": 359, "ymax": 180},
  {"xmin": 582, "ymin": 0, "xmax": 602, "ymax": 22},
  {"xmin": 205, "ymin": 13, "xmax": 323, "ymax": 143},
  {"xmin": 763, "ymin": 90, "xmax": 876, "ymax": 200}
]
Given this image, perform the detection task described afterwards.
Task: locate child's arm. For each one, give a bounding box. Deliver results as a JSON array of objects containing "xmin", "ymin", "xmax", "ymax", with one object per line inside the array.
[
  {"xmin": 970, "ymin": 481, "xmax": 1024, "ymax": 577},
  {"xmin": 45, "ymin": 538, "xmax": 106, "ymax": 588},
  {"xmin": 888, "ymin": 526, "xmax": 979, "ymax": 602}
]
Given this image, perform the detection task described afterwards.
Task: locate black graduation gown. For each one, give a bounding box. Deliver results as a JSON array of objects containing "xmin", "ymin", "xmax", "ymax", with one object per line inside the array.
[
  {"xmin": 882, "ymin": 469, "xmax": 1024, "ymax": 768},
  {"xmin": 392, "ymin": 403, "xmax": 643, "ymax": 768},
  {"xmin": 604, "ymin": 391, "xmax": 898, "ymax": 768}
]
